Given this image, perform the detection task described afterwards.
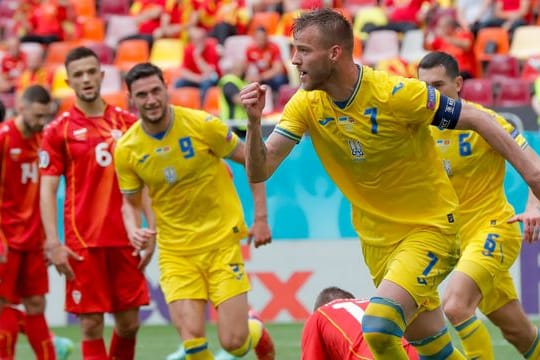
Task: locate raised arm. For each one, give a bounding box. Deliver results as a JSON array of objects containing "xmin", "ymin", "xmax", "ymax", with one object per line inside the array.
[
  {"xmin": 455, "ymin": 102, "xmax": 540, "ymax": 199},
  {"xmin": 240, "ymin": 82, "xmax": 296, "ymax": 182}
]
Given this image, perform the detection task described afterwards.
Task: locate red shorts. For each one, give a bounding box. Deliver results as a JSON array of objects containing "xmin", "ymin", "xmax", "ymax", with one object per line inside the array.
[
  {"xmin": 0, "ymin": 248, "xmax": 49, "ymax": 303},
  {"xmin": 65, "ymin": 246, "xmax": 149, "ymax": 314}
]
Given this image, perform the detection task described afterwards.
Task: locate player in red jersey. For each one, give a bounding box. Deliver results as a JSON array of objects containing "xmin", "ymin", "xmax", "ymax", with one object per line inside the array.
[
  {"xmin": 0, "ymin": 85, "xmax": 56, "ymax": 359},
  {"xmin": 39, "ymin": 47, "xmax": 151, "ymax": 360},
  {"xmin": 302, "ymin": 287, "xmax": 419, "ymax": 360}
]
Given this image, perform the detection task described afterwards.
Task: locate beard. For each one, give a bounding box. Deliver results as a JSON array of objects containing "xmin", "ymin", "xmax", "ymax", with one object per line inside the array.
[{"xmin": 76, "ymin": 89, "xmax": 100, "ymax": 103}]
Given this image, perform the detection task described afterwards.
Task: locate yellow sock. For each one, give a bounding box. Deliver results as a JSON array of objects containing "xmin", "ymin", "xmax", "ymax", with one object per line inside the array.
[
  {"xmin": 362, "ymin": 297, "xmax": 409, "ymax": 360},
  {"xmin": 454, "ymin": 315, "xmax": 494, "ymax": 359},
  {"xmin": 185, "ymin": 338, "xmax": 214, "ymax": 360},
  {"xmin": 524, "ymin": 327, "xmax": 540, "ymax": 359},
  {"xmin": 410, "ymin": 327, "xmax": 466, "ymax": 360},
  {"xmin": 248, "ymin": 318, "xmax": 263, "ymax": 347}
]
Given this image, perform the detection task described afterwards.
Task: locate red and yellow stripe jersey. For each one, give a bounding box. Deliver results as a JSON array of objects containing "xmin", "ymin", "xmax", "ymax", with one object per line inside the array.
[
  {"xmin": 39, "ymin": 105, "xmax": 137, "ymax": 249},
  {"xmin": 278, "ymin": 66, "xmax": 460, "ymax": 245},
  {"xmin": 0, "ymin": 120, "xmax": 43, "ymax": 250}
]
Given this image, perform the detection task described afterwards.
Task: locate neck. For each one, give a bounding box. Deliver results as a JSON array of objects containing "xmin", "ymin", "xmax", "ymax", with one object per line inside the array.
[
  {"xmin": 325, "ymin": 62, "xmax": 360, "ymax": 102},
  {"xmin": 14, "ymin": 116, "xmax": 31, "ymax": 138},
  {"xmin": 141, "ymin": 107, "xmax": 172, "ymax": 135},
  {"xmin": 76, "ymin": 97, "xmax": 106, "ymax": 117}
]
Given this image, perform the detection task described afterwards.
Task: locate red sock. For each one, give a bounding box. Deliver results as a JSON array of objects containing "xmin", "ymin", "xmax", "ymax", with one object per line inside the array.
[
  {"xmin": 25, "ymin": 313, "xmax": 55, "ymax": 360},
  {"xmin": 82, "ymin": 338, "xmax": 107, "ymax": 360},
  {"xmin": 108, "ymin": 331, "xmax": 135, "ymax": 360},
  {"xmin": 0, "ymin": 307, "xmax": 19, "ymax": 359}
]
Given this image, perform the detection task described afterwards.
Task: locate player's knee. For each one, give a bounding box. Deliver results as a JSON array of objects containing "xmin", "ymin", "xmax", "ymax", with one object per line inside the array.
[
  {"xmin": 22, "ymin": 295, "xmax": 46, "ymax": 315},
  {"xmin": 443, "ymin": 297, "xmax": 471, "ymax": 325},
  {"xmin": 219, "ymin": 328, "xmax": 249, "ymax": 353},
  {"xmin": 362, "ymin": 297, "xmax": 406, "ymax": 353},
  {"xmin": 80, "ymin": 314, "xmax": 105, "ymax": 339},
  {"xmin": 116, "ymin": 320, "xmax": 140, "ymax": 338}
]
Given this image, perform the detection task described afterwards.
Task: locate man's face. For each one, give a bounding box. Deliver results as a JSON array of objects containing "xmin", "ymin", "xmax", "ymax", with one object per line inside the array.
[
  {"xmin": 130, "ymin": 75, "xmax": 169, "ymax": 124},
  {"xmin": 66, "ymin": 56, "xmax": 103, "ymax": 103},
  {"xmin": 418, "ymin": 64, "xmax": 461, "ymax": 99},
  {"xmin": 22, "ymin": 101, "xmax": 51, "ymax": 133},
  {"xmin": 292, "ymin": 25, "xmax": 335, "ymax": 91}
]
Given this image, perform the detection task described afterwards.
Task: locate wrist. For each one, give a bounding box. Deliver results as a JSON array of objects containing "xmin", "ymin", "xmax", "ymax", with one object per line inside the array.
[{"xmin": 254, "ymin": 214, "xmax": 268, "ymax": 222}]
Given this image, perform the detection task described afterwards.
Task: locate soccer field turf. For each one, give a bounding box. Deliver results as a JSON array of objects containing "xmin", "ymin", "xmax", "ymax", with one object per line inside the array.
[{"xmin": 15, "ymin": 320, "xmax": 536, "ymax": 359}]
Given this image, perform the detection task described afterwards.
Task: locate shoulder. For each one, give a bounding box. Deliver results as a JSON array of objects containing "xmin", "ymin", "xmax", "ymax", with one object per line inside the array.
[
  {"xmin": 45, "ymin": 111, "xmax": 71, "ymax": 133},
  {"xmin": 117, "ymin": 121, "xmax": 142, "ymax": 148}
]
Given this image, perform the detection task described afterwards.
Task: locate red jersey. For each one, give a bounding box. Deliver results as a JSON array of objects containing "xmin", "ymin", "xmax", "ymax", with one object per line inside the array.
[
  {"xmin": 182, "ymin": 38, "xmax": 221, "ymax": 76},
  {"xmin": 384, "ymin": 0, "xmax": 432, "ymax": 24},
  {"xmin": 130, "ymin": 0, "xmax": 165, "ymax": 35},
  {"xmin": 245, "ymin": 42, "xmax": 284, "ymax": 75},
  {"xmin": 301, "ymin": 299, "xmax": 419, "ymax": 360},
  {"xmin": 39, "ymin": 105, "xmax": 137, "ymax": 249},
  {"xmin": 1, "ymin": 53, "xmax": 27, "ymax": 81},
  {"xmin": 28, "ymin": 1, "xmax": 68, "ymax": 38},
  {"xmin": 0, "ymin": 120, "xmax": 44, "ymax": 251},
  {"xmin": 429, "ymin": 29, "xmax": 475, "ymax": 76}
]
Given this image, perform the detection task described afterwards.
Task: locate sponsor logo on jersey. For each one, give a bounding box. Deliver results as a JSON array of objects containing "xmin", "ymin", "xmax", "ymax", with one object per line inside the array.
[
  {"xmin": 138, "ymin": 154, "xmax": 150, "ymax": 164},
  {"xmin": 447, "ymin": 213, "xmax": 455, "ymax": 223},
  {"xmin": 318, "ymin": 117, "xmax": 333, "ymax": 126},
  {"xmin": 9, "ymin": 148, "xmax": 21, "ymax": 161},
  {"xmin": 391, "ymin": 82, "xmax": 404, "ymax": 95},
  {"xmin": 73, "ymin": 128, "xmax": 88, "ymax": 140},
  {"xmin": 38, "ymin": 150, "xmax": 50, "ymax": 168}
]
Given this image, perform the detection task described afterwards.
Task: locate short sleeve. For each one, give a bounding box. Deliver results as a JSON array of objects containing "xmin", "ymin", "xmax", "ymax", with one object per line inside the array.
[
  {"xmin": 39, "ymin": 122, "xmax": 66, "ymax": 176},
  {"xmin": 202, "ymin": 114, "xmax": 239, "ymax": 158},
  {"xmin": 301, "ymin": 313, "xmax": 327, "ymax": 360},
  {"xmin": 388, "ymin": 77, "xmax": 441, "ymax": 126},
  {"xmin": 274, "ymin": 92, "xmax": 308, "ymax": 143},
  {"xmin": 114, "ymin": 143, "xmax": 143, "ymax": 194}
]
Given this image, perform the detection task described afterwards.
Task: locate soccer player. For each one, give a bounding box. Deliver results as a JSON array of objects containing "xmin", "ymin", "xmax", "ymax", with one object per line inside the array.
[
  {"xmin": 301, "ymin": 287, "xmax": 419, "ymax": 360},
  {"xmin": 39, "ymin": 47, "xmax": 150, "ymax": 359},
  {"xmin": 0, "ymin": 85, "xmax": 55, "ymax": 359},
  {"xmin": 240, "ymin": 8, "xmax": 540, "ymax": 360},
  {"xmin": 418, "ymin": 51, "xmax": 540, "ymax": 360},
  {"xmin": 114, "ymin": 63, "xmax": 275, "ymax": 360}
]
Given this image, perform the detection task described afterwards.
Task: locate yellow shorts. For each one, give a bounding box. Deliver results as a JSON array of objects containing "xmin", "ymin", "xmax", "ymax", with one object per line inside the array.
[
  {"xmin": 457, "ymin": 221, "xmax": 521, "ymax": 314},
  {"xmin": 159, "ymin": 242, "xmax": 250, "ymax": 306},
  {"xmin": 362, "ymin": 229, "xmax": 460, "ymax": 312}
]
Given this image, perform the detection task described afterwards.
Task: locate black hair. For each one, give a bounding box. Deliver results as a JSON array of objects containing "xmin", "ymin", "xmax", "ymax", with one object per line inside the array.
[
  {"xmin": 418, "ymin": 51, "xmax": 460, "ymax": 78},
  {"xmin": 64, "ymin": 46, "xmax": 100, "ymax": 71},
  {"xmin": 124, "ymin": 63, "xmax": 166, "ymax": 92},
  {"xmin": 314, "ymin": 286, "xmax": 355, "ymax": 310},
  {"xmin": 0, "ymin": 99, "xmax": 5, "ymax": 122},
  {"xmin": 293, "ymin": 8, "xmax": 354, "ymax": 54},
  {"xmin": 21, "ymin": 85, "xmax": 51, "ymax": 105}
]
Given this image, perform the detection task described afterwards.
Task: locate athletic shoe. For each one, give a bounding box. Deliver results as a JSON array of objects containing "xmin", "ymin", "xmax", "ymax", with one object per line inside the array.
[
  {"xmin": 53, "ymin": 336, "xmax": 74, "ymax": 360},
  {"xmin": 166, "ymin": 344, "xmax": 187, "ymax": 360},
  {"xmin": 249, "ymin": 310, "xmax": 276, "ymax": 360},
  {"xmin": 214, "ymin": 348, "xmax": 240, "ymax": 360}
]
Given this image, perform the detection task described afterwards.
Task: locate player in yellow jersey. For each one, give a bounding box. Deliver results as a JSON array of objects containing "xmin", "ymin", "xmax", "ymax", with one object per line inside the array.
[
  {"xmin": 418, "ymin": 51, "xmax": 540, "ymax": 360},
  {"xmin": 114, "ymin": 63, "xmax": 275, "ymax": 360},
  {"xmin": 240, "ymin": 9, "xmax": 540, "ymax": 360}
]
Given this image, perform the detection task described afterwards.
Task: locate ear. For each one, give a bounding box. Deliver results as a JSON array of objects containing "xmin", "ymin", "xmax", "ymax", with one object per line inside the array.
[
  {"xmin": 329, "ymin": 45, "xmax": 342, "ymax": 62},
  {"xmin": 455, "ymin": 75, "xmax": 464, "ymax": 93}
]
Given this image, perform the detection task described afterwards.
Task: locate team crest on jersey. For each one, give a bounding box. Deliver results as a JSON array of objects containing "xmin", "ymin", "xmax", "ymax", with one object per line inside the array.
[
  {"xmin": 347, "ymin": 139, "xmax": 365, "ymax": 160},
  {"xmin": 111, "ymin": 129, "xmax": 123, "ymax": 140},
  {"xmin": 163, "ymin": 166, "xmax": 178, "ymax": 184},
  {"xmin": 73, "ymin": 128, "xmax": 88, "ymax": 140},
  {"xmin": 9, "ymin": 148, "xmax": 21, "ymax": 161},
  {"xmin": 72, "ymin": 290, "xmax": 82, "ymax": 304},
  {"xmin": 38, "ymin": 150, "xmax": 50, "ymax": 168},
  {"xmin": 442, "ymin": 159, "xmax": 452, "ymax": 176}
]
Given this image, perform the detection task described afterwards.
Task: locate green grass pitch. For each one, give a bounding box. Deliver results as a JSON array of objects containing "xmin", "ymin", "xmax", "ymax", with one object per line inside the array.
[{"xmin": 14, "ymin": 320, "xmax": 537, "ymax": 359}]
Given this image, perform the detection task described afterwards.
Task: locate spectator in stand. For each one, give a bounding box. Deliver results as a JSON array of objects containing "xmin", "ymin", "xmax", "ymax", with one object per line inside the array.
[
  {"xmin": 153, "ymin": 0, "xmax": 198, "ymax": 41},
  {"xmin": 15, "ymin": 48, "xmax": 52, "ymax": 95},
  {"xmin": 0, "ymin": 37, "xmax": 27, "ymax": 93},
  {"xmin": 245, "ymin": 27, "xmax": 288, "ymax": 94},
  {"xmin": 125, "ymin": 0, "xmax": 165, "ymax": 48},
  {"xmin": 480, "ymin": 0, "xmax": 531, "ymax": 36},
  {"xmin": 456, "ymin": 0, "xmax": 493, "ymax": 35},
  {"xmin": 195, "ymin": 0, "xmax": 249, "ymax": 45},
  {"xmin": 18, "ymin": 0, "xmax": 76, "ymax": 45},
  {"xmin": 175, "ymin": 27, "xmax": 222, "ymax": 106},
  {"xmin": 425, "ymin": 15, "xmax": 476, "ymax": 79},
  {"xmin": 368, "ymin": 0, "xmax": 437, "ymax": 33},
  {"xmin": 218, "ymin": 62, "xmax": 249, "ymax": 136},
  {"xmin": 533, "ymin": 77, "xmax": 540, "ymax": 125}
]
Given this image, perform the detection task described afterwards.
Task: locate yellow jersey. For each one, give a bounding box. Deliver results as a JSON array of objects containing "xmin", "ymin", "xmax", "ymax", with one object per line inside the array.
[
  {"xmin": 431, "ymin": 101, "xmax": 528, "ymax": 237},
  {"xmin": 114, "ymin": 106, "xmax": 248, "ymax": 254},
  {"xmin": 277, "ymin": 66, "xmax": 460, "ymax": 245}
]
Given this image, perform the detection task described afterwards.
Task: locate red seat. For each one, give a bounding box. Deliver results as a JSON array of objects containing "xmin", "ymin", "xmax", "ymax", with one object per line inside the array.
[
  {"xmin": 460, "ymin": 79, "xmax": 494, "ymax": 107},
  {"xmin": 485, "ymin": 55, "xmax": 520, "ymax": 83},
  {"xmin": 84, "ymin": 42, "xmax": 114, "ymax": 64},
  {"xmin": 521, "ymin": 55, "xmax": 540, "ymax": 83},
  {"xmin": 494, "ymin": 78, "xmax": 531, "ymax": 107},
  {"xmin": 99, "ymin": 0, "xmax": 130, "ymax": 20}
]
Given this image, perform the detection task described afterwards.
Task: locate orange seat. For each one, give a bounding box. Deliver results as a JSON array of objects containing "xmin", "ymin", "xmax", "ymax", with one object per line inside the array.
[
  {"xmin": 248, "ymin": 11, "xmax": 281, "ymax": 35},
  {"xmin": 114, "ymin": 39, "xmax": 150, "ymax": 72},
  {"xmin": 474, "ymin": 27, "xmax": 509, "ymax": 75},
  {"xmin": 71, "ymin": 0, "xmax": 96, "ymax": 18},
  {"xmin": 276, "ymin": 10, "xmax": 302, "ymax": 36},
  {"xmin": 163, "ymin": 67, "xmax": 183, "ymax": 88},
  {"xmin": 202, "ymin": 87, "xmax": 220, "ymax": 116},
  {"xmin": 169, "ymin": 88, "xmax": 201, "ymax": 109},
  {"xmin": 44, "ymin": 41, "xmax": 79, "ymax": 71},
  {"xmin": 56, "ymin": 96, "xmax": 76, "ymax": 115},
  {"xmin": 353, "ymin": 35, "xmax": 363, "ymax": 62},
  {"xmin": 80, "ymin": 17, "xmax": 105, "ymax": 42},
  {"xmin": 102, "ymin": 91, "xmax": 129, "ymax": 109}
]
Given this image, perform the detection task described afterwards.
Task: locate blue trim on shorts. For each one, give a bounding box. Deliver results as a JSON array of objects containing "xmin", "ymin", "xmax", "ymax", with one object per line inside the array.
[{"xmin": 362, "ymin": 315, "xmax": 404, "ymax": 337}]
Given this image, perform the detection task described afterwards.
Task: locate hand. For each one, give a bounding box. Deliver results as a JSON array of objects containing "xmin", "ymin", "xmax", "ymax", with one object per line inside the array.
[
  {"xmin": 46, "ymin": 244, "xmax": 84, "ymax": 281},
  {"xmin": 248, "ymin": 218, "xmax": 272, "ymax": 248},
  {"xmin": 240, "ymin": 82, "xmax": 267, "ymax": 122},
  {"xmin": 508, "ymin": 208, "xmax": 540, "ymax": 243},
  {"xmin": 135, "ymin": 238, "xmax": 156, "ymax": 271},
  {"xmin": 128, "ymin": 228, "xmax": 157, "ymax": 251}
]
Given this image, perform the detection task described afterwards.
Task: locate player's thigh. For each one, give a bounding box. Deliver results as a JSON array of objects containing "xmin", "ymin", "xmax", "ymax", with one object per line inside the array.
[
  {"xmin": 66, "ymin": 248, "xmax": 112, "ymax": 313},
  {"xmin": 168, "ymin": 299, "xmax": 208, "ymax": 339},
  {"xmin": 216, "ymin": 291, "xmax": 249, "ymax": 344},
  {"xmin": 207, "ymin": 243, "xmax": 250, "ymax": 308},
  {"xmin": 479, "ymin": 270, "xmax": 518, "ymax": 315},
  {"xmin": 19, "ymin": 249, "xmax": 48, "ymax": 298},
  {"xmin": 457, "ymin": 223, "xmax": 521, "ymax": 301},
  {"xmin": 363, "ymin": 229, "xmax": 460, "ymax": 313},
  {"xmin": 107, "ymin": 247, "xmax": 149, "ymax": 312},
  {"xmin": 158, "ymin": 249, "xmax": 209, "ymax": 304},
  {"xmin": 0, "ymin": 248, "xmax": 22, "ymax": 304}
]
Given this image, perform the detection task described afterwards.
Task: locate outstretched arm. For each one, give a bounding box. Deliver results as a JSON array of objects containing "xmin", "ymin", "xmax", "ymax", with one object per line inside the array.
[{"xmin": 508, "ymin": 176, "xmax": 540, "ymax": 243}]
